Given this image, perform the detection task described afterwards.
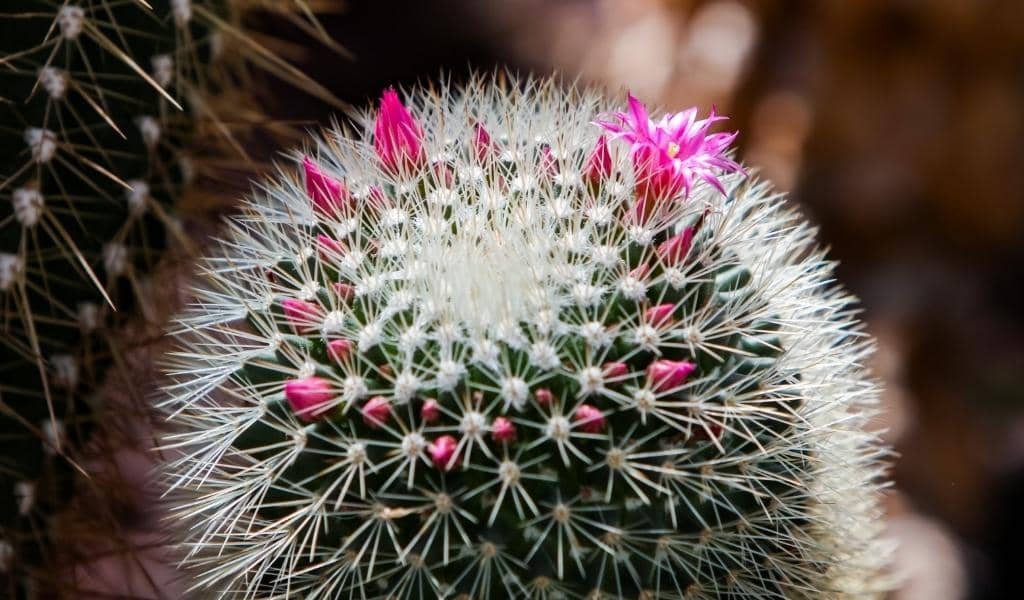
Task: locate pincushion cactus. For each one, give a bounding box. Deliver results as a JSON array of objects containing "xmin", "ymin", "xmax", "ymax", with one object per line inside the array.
[{"xmin": 162, "ymin": 76, "xmax": 891, "ymax": 598}]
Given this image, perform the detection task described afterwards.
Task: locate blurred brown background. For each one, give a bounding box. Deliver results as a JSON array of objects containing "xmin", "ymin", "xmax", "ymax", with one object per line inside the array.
[{"xmin": 272, "ymin": 1, "xmax": 1023, "ymax": 597}]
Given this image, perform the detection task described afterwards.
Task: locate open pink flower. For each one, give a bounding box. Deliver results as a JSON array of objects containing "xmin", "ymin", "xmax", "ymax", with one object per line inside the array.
[
  {"xmin": 597, "ymin": 94, "xmax": 742, "ymax": 219},
  {"xmin": 303, "ymin": 157, "xmax": 349, "ymax": 218},
  {"xmin": 284, "ymin": 377, "xmax": 335, "ymax": 421},
  {"xmin": 374, "ymin": 88, "xmax": 425, "ymax": 174}
]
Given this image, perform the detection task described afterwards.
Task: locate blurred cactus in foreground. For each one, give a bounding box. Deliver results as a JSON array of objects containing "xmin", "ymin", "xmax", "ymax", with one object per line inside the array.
[
  {"xmin": 0, "ymin": 1, "xmax": 341, "ymax": 596},
  {"xmin": 162, "ymin": 75, "xmax": 891, "ymax": 598}
]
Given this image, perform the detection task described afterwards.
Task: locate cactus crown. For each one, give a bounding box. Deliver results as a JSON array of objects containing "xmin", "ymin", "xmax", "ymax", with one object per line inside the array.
[{"xmin": 163, "ymin": 75, "xmax": 890, "ymax": 598}]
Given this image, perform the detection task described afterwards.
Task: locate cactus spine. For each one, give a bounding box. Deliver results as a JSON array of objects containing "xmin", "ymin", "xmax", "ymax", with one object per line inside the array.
[{"xmin": 162, "ymin": 76, "xmax": 892, "ymax": 598}]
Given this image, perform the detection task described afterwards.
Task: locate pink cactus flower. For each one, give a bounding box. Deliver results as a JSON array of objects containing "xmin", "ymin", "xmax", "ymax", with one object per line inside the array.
[
  {"xmin": 374, "ymin": 88, "xmax": 425, "ymax": 174},
  {"xmin": 645, "ymin": 303, "xmax": 676, "ymax": 327},
  {"xmin": 284, "ymin": 377, "xmax": 335, "ymax": 421},
  {"xmin": 603, "ymin": 361, "xmax": 629, "ymax": 379},
  {"xmin": 583, "ymin": 135, "xmax": 613, "ymax": 184},
  {"xmin": 647, "ymin": 359, "xmax": 697, "ymax": 392},
  {"xmin": 420, "ymin": 398, "xmax": 440, "ymax": 423},
  {"xmin": 574, "ymin": 404, "xmax": 605, "ymax": 433},
  {"xmin": 281, "ymin": 298, "xmax": 322, "ymax": 332},
  {"xmin": 597, "ymin": 93, "xmax": 742, "ymax": 219},
  {"xmin": 429, "ymin": 434, "xmax": 460, "ymax": 471},
  {"xmin": 534, "ymin": 387, "xmax": 554, "ymax": 406},
  {"xmin": 361, "ymin": 396, "xmax": 391, "ymax": 428},
  {"xmin": 326, "ymin": 339, "xmax": 353, "ymax": 364},
  {"xmin": 656, "ymin": 227, "xmax": 695, "ymax": 267},
  {"xmin": 491, "ymin": 416, "xmax": 517, "ymax": 443},
  {"xmin": 303, "ymin": 157, "xmax": 349, "ymax": 218}
]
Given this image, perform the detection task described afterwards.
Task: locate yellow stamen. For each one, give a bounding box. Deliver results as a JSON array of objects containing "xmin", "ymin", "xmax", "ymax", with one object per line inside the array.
[{"xmin": 666, "ymin": 142, "xmax": 680, "ymax": 158}]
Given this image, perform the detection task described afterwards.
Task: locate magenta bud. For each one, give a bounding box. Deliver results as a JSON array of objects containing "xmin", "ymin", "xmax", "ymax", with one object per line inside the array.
[
  {"xmin": 429, "ymin": 434, "xmax": 460, "ymax": 471},
  {"xmin": 603, "ymin": 362, "xmax": 629, "ymax": 379},
  {"xmin": 317, "ymin": 234, "xmax": 346, "ymax": 258},
  {"xmin": 326, "ymin": 339, "xmax": 353, "ymax": 364},
  {"xmin": 645, "ymin": 303, "xmax": 675, "ymax": 327},
  {"xmin": 284, "ymin": 377, "xmax": 335, "ymax": 422},
  {"xmin": 647, "ymin": 359, "xmax": 697, "ymax": 392},
  {"xmin": 583, "ymin": 135, "xmax": 612, "ymax": 183},
  {"xmin": 539, "ymin": 145, "xmax": 558, "ymax": 177},
  {"xmin": 361, "ymin": 396, "xmax": 391, "ymax": 428},
  {"xmin": 629, "ymin": 264, "xmax": 651, "ymax": 281},
  {"xmin": 473, "ymin": 122, "xmax": 493, "ymax": 162},
  {"xmin": 303, "ymin": 157, "xmax": 348, "ymax": 218},
  {"xmin": 656, "ymin": 227, "xmax": 695, "ymax": 267},
  {"xmin": 574, "ymin": 404, "xmax": 605, "ymax": 433},
  {"xmin": 432, "ymin": 162, "xmax": 454, "ymax": 187},
  {"xmin": 281, "ymin": 298, "xmax": 323, "ymax": 332},
  {"xmin": 491, "ymin": 416, "xmax": 517, "ymax": 443},
  {"xmin": 420, "ymin": 398, "xmax": 440, "ymax": 423},
  {"xmin": 534, "ymin": 388, "xmax": 554, "ymax": 406},
  {"xmin": 374, "ymin": 88, "xmax": 425, "ymax": 174},
  {"xmin": 332, "ymin": 282, "xmax": 354, "ymax": 301}
]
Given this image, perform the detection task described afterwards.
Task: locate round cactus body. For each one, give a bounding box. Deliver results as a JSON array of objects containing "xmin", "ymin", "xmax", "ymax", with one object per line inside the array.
[{"xmin": 162, "ymin": 76, "xmax": 891, "ymax": 598}]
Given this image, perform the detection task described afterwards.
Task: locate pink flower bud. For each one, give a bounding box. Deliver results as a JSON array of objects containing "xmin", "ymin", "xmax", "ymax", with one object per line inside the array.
[
  {"xmin": 284, "ymin": 377, "xmax": 335, "ymax": 422},
  {"xmin": 645, "ymin": 303, "xmax": 675, "ymax": 327},
  {"xmin": 317, "ymin": 235, "xmax": 346, "ymax": 259},
  {"xmin": 303, "ymin": 157, "xmax": 349, "ymax": 218},
  {"xmin": 281, "ymin": 298, "xmax": 322, "ymax": 332},
  {"xmin": 326, "ymin": 339, "xmax": 353, "ymax": 363},
  {"xmin": 491, "ymin": 416, "xmax": 517, "ymax": 443},
  {"xmin": 647, "ymin": 359, "xmax": 697, "ymax": 392},
  {"xmin": 429, "ymin": 435, "xmax": 459, "ymax": 471},
  {"xmin": 692, "ymin": 422, "xmax": 723, "ymax": 441},
  {"xmin": 539, "ymin": 145, "xmax": 558, "ymax": 177},
  {"xmin": 374, "ymin": 88, "xmax": 425, "ymax": 174},
  {"xmin": 655, "ymin": 227, "xmax": 695, "ymax": 267},
  {"xmin": 603, "ymin": 362, "xmax": 628, "ymax": 379},
  {"xmin": 366, "ymin": 186, "xmax": 392, "ymax": 212},
  {"xmin": 332, "ymin": 282, "xmax": 354, "ymax": 302},
  {"xmin": 629, "ymin": 264, "xmax": 650, "ymax": 281},
  {"xmin": 574, "ymin": 404, "xmax": 605, "ymax": 433},
  {"xmin": 473, "ymin": 123, "xmax": 493, "ymax": 162},
  {"xmin": 420, "ymin": 398, "xmax": 440, "ymax": 423},
  {"xmin": 361, "ymin": 396, "xmax": 391, "ymax": 428},
  {"xmin": 432, "ymin": 162, "xmax": 454, "ymax": 187},
  {"xmin": 583, "ymin": 135, "xmax": 612, "ymax": 183},
  {"xmin": 534, "ymin": 387, "xmax": 554, "ymax": 406}
]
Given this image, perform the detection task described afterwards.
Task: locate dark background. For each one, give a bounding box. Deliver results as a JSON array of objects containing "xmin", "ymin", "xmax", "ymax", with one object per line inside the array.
[{"xmin": 272, "ymin": 1, "xmax": 1023, "ymax": 598}]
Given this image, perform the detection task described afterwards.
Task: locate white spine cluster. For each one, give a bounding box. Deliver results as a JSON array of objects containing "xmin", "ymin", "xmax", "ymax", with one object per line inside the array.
[{"xmin": 161, "ymin": 77, "xmax": 890, "ymax": 599}]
